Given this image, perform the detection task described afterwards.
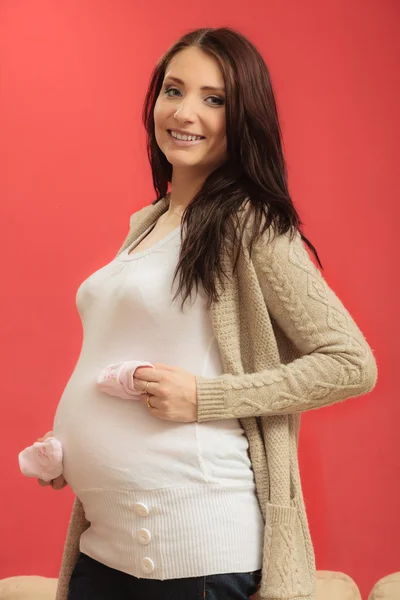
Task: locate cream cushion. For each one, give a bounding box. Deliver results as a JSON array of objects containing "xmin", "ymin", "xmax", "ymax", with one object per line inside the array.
[
  {"xmin": 3, "ymin": 571, "xmax": 400, "ymax": 599},
  {"xmin": 316, "ymin": 571, "xmax": 362, "ymax": 600},
  {"xmin": 0, "ymin": 576, "xmax": 57, "ymax": 600},
  {"xmin": 368, "ymin": 573, "xmax": 400, "ymax": 600}
]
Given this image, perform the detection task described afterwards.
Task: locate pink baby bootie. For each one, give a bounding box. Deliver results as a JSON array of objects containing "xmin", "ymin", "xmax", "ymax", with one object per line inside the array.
[
  {"xmin": 19, "ymin": 437, "xmax": 63, "ymax": 482},
  {"xmin": 97, "ymin": 360, "xmax": 155, "ymax": 400}
]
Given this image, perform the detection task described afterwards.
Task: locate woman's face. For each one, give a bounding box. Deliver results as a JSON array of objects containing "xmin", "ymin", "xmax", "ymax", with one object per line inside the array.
[{"xmin": 154, "ymin": 47, "xmax": 228, "ymax": 175}]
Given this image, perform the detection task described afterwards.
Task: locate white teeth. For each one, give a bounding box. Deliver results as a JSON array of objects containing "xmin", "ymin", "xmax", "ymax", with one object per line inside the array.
[{"xmin": 170, "ymin": 131, "xmax": 203, "ymax": 141}]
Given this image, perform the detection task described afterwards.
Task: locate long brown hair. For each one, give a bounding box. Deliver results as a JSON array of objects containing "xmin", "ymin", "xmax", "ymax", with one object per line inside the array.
[{"xmin": 143, "ymin": 27, "xmax": 322, "ymax": 307}]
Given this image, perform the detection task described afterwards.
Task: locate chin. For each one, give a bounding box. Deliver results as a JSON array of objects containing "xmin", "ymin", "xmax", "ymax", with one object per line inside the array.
[
  {"xmin": 164, "ymin": 153, "xmax": 205, "ymax": 169},
  {"xmin": 169, "ymin": 160, "xmax": 205, "ymax": 170}
]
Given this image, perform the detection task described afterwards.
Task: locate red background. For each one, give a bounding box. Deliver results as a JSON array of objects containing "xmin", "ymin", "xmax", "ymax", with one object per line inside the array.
[{"xmin": 0, "ymin": 1, "xmax": 398, "ymax": 598}]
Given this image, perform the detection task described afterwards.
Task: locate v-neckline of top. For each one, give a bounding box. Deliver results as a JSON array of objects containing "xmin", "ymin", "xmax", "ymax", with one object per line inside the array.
[{"xmin": 118, "ymin": 222, "xmax": 181, "ymax": 262}]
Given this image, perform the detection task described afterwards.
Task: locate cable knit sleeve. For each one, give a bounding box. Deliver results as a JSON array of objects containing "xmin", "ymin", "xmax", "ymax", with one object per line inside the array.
[{"xmin": 196, "ymin": 228, "xmax": 378, "ymax": 421}]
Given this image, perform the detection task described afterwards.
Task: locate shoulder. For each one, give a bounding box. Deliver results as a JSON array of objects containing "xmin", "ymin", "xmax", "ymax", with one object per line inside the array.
[
  {"xmin": 128, "ymin": 196, "xmax": 169, "ymax": 230},
  {"xmin": 237, "ymin": 200, "xmax": 293, "ymax": 252},
  {"xmin": 128, "ymin": 203, "xmax": 156, "ymax": 229},
  {"xmin": 237, "ymin": 202, "xmax": 317, "ymax": 275}
]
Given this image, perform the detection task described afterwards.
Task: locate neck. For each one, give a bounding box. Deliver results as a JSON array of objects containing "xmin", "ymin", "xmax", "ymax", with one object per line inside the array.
[{"xmin": 166, "ymin": 168, "xmax": 208, "ymax": 217}]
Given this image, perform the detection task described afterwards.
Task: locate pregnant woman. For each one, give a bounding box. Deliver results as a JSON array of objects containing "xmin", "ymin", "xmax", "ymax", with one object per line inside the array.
[{"xmin": 39, "ymin": 27, "xmax": 377, "ymax": 600}]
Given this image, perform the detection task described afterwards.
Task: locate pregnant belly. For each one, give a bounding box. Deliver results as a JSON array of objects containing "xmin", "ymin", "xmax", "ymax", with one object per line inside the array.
[{"xmin": 54, "ymin": 388, "xmax": 208, "ymax": 493}]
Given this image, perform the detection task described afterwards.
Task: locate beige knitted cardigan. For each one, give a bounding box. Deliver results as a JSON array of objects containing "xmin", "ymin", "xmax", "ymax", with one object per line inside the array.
[{"xmin": 55, "ymin": 197, "xmax": 377, "ymax": 600}]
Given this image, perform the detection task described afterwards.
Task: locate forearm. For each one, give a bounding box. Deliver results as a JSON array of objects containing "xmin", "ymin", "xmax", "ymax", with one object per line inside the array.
[{"xmin": 196, "ymin": 346, "xmax": 377, "ymax": 421}]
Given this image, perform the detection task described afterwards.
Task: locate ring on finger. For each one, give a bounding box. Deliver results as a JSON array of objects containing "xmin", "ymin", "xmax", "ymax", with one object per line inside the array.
[
  {"xmin": 146, "ymin": 393, "xmax": 152, "ymax": 409},
  {"xmin": 142, "ymin": 381, "xmax": 150, "ymax": 395}
]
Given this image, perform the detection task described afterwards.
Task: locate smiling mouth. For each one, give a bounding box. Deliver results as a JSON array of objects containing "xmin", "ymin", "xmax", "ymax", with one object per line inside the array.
[{"xmin": 168, "ymin": 130, "xmax": 205, "ymax": 142}]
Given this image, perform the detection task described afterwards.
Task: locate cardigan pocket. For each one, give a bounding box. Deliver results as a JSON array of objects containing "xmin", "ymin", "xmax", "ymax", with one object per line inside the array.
[{"xmin": 260, "ymin": 496, "xmax": 314, "ymax": 598}]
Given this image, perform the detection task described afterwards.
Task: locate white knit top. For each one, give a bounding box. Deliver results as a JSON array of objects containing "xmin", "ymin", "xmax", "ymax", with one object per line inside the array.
[{"xmin": 53, "ymin": 223, "xmax": 263, "ymax": 580}]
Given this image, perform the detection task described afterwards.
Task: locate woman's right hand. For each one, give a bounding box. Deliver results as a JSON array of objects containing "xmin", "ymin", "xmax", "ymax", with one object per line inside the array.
[{"xmin": 36, "ymin": 431, "xmax": 67, "ymax": 490}]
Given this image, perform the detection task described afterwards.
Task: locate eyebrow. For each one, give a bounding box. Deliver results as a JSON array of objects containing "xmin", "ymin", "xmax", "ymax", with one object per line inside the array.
[{"xmin": 164, "ymin": 76, "xmax": 225, "ymax": 93}]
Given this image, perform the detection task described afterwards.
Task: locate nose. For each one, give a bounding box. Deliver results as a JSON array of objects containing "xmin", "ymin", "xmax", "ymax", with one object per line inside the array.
[{"xmin": 174, "ymin": 97, "xmax": 196, "ymax": 123}]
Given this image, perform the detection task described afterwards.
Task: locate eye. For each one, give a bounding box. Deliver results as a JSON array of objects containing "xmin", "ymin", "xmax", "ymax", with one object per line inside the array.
[
  {"xmin": 206, "ymin": 96, "xmax": 225, "ymax": 107},
  {"xmin": 164, "ymin": 86, "xmax": 181, "ymax": 97}
]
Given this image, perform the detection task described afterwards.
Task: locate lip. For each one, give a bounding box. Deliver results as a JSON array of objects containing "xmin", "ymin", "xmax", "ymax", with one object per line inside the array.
[{"xmin": 167, "ymin": 130, "xmax": 205, "ymax": 147}]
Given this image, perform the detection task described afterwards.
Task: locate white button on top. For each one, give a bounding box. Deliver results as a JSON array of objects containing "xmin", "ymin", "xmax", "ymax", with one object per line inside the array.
[
  {"xmin": 141, "ymin": 557, "xmax": 155, "ymax": 573},
  {"xmin": 136, "ymin": 528, "xmax": 151, "ymax": 545},
  {"xmin": 133, "ymin": 502, "xmax": 149, "ymax": 517}
]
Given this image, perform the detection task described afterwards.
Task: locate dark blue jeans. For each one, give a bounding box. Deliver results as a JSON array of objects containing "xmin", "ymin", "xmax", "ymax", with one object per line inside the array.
[{"xmin": 68, "ymin": 553, "xmax": 262, "ymax": 600}]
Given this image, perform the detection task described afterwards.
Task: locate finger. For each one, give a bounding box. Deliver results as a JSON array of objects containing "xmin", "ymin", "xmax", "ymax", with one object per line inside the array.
[
  {"xmin": 51, "ymin": 475, "xmax": 67, "ymax": 490},
  {"xmin": 138, "ymin": 394, "xmax": 161, "ymax": 410},
  {"xmin": 38, "ymin": 478, "xmax": 50, "ymax": 487},
  {"xmin": 152, "ymin": 363, "xmax": 178, "ymax": 372},
  {"xmin": 134, "ymin": 380, "xmax": 162, "ymax": 395},
  {"xmin": 133, "ymin": 367, "xmax": 160, "ymax": 382}
]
